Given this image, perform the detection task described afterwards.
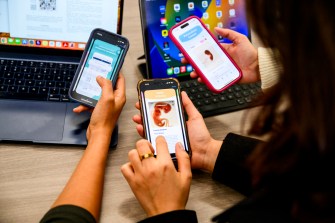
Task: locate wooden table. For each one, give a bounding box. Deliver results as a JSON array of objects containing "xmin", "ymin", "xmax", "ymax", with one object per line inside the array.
[{"xmin": 0, "ymin": 1, "xmax": 261, "ymax": 222}]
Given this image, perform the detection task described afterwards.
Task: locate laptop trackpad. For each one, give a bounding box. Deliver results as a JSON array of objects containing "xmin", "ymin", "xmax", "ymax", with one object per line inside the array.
[{"xmin": 0, "ymin": 101, "xmax": 66, "ymax": 142}]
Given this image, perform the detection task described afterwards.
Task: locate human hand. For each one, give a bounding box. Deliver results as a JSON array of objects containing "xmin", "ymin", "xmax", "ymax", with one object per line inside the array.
[
  {"xmin": 73, "ymin": 74, "xmax": 126, "ymax": 141},
  {"xmin": 132, "ymin": 92, "xmax": 221, "ymax": 172},
  {"xmin": 121, "ymin": 136, "xmax": 192, "ymax": 217},
  {"xmin": 183, "ymin": 27, "xmax": 260, "ymax": 84}
]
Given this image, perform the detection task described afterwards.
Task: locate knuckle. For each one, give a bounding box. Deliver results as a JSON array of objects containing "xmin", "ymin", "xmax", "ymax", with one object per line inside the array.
[{"xmin": 136, "ymin": 139, "xmax": 149, "ymax": 148}]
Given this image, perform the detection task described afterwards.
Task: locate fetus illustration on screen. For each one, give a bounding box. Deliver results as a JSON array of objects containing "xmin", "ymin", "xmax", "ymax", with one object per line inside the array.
[
  {"xmin": 152, "ymin": 102, "xmax": 172, "ymax": 127},
  {"xmin": 204, "ymin": 49, "xmax": 213, "ymax": 61}
]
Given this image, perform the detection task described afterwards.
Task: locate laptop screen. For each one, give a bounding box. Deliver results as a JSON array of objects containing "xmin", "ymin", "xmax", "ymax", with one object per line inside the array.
[
  {"xmin": 0, "ymin": 0, "xmax": 124, "ymax": 52},
  {"xmin": 139, "ymin": 0, "xmax": 250, "ymax": 81}
]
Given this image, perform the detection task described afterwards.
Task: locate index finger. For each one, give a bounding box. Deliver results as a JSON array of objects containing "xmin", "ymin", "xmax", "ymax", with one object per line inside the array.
[
  {"xmin": 114, "ymin": 74, "xmax": 126, "ymax": 99},
  {"xmin": 155, "ymin": 136, "xmax": 172, "ymax": 162}
]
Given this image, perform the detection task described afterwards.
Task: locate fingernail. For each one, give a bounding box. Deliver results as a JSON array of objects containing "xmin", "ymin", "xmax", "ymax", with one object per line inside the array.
[{"xmin": 177, "ymin": 142, "xmax": 184, "ymax": 150}]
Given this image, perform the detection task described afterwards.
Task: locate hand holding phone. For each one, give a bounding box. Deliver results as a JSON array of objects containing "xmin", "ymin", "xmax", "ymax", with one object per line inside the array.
[
  {"xmin": 169, "ymin": 16, "xmax": 242, "ymax": 93},
  {"xmin": 137, "ymin": 78, "xmax": 191, "ymax": 160},
  {"xmin": 69, "ymin": 28, "xmax": 129, "ymax": 107}
]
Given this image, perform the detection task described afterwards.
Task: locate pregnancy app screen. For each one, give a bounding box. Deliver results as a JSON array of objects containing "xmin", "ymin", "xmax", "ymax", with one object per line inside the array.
[
  {"xmin": 75, "ymin": 39, "xmax": 124, "ymax": 100},
  {"xmin": 141, "ymin": 88, "xmax": 187, "ymax": 154},
  {"xmin": 172, "ymin": 18, "xmax": 240, "ymax": 89}
]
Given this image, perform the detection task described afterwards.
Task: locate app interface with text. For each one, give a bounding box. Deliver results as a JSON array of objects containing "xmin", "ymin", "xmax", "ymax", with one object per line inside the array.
[
  {"xmin": 142, "ymin": 88, "xmax": 186, "ymax": 154},
  {"xmin": 173, "ymin": 19, "xmax": 240, "ymax": 89},
  {"xmin": 75, "ymin": 39, "xmax": 123, "ymax": 100}
]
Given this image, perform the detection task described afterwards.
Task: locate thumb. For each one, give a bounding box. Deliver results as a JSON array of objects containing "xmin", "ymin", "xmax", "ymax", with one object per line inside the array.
[
  {"xmin": 96, "ymin": 76, "xmax": 113, "ymax": 97},
  {"xmin": 214, "ymin": 27, "xmax": 241, "ymax": 43},
  {"xmin": 175, "ymin": 142, "xmax": 192, "ymax": 176},
  {"xmin": 181, "ymin": 91, "xmax": 202, "ymax": 120}
]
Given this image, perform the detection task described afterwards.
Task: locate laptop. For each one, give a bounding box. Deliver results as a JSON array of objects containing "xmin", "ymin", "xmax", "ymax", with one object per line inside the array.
[
  {"xmin": 0, "ymin": 0, "xmax": 124, "ymax": 146},
  {"xmin": 139, "ymin": 0, "xmax": 262, "ymax": 117}
]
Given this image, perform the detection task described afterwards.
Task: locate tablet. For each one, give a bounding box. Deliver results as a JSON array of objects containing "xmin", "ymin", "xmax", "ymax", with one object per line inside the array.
[{"xmin": 139, "ymin": 0, "xmax": 250, "ymax": 80}]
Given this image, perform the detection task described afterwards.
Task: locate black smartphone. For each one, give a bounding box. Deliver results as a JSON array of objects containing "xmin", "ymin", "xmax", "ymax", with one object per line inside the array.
[
  {"xmin": 137, "ymin": 78, "xmax": 191, "ymax": 160},
  {"xmin": 69, "ymin": 28, "xmax": 129, "ymax": 107}
]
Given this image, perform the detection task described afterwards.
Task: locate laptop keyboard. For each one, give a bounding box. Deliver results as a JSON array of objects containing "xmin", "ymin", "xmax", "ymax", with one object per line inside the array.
[
  {"xmin": 0, "ymin": 59, "xmax": 77, "ymax": 102},
  {"xmin": 180, "ymin": 79, "xmax": 262, "ymax": 117},
  {"xmin": 0, "ymin": 59, "xmax": 262, "ymax": 117}
]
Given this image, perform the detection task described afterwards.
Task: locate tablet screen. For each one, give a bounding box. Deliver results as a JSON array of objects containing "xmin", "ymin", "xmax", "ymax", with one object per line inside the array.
[{"xmin": 139, "ymin": 0, "xmax": 250, "ymax": 80}]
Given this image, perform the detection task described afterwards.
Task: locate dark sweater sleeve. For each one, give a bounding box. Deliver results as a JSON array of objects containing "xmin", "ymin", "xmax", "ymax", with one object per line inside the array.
[
  {"xmin": 40, "ymin": 205, "xmax": 96, "ymax": 223},
  {"xmin": 212, "ymin": 133, "xmax": 262, "ymax": 196},
  {"xmin": 138, "ymin": 210, "xmax": 198, "ymax": 223}
]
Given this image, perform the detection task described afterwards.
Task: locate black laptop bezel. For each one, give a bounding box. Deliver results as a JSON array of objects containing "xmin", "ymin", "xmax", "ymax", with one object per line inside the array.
[{"xmin": 138, "ymin": 0, "xmax": 251, "ymax": 82}]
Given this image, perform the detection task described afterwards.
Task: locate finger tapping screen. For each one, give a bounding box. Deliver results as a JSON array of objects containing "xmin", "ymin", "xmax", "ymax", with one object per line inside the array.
[
  {"xmin": 141, "ymin": 0, "xmax": 250, "ymax": 79},
  {"xmin": 172, "ymin": 18, "xmax": 240, "ymax": 89},
  {"xmin": 74, "ymin": 39, "xmax": 124, "ymax": 100},
  {"xmin": 142, "ymin": 88, "xmax": 187, "ymax": 154}
]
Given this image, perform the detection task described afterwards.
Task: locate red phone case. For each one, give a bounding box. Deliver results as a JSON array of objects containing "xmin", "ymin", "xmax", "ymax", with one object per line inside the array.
[{"xmin": 169, "ymin": 16, "xmax": 242, "ymax": 93}]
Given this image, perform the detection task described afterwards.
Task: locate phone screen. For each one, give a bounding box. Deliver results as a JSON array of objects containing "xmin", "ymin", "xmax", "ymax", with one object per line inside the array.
[
  {"xmin": 140, "ymin": 0, "xmax": 250, "ymax": 80},
  {"xmin": 139, "ymin": 80, "xmax": 189, "ymax": 156},
  {"xmin": 171, "ymin": 17, "xmax": 240, "ymax": 90},
  {"xmin": 74, "ymin": 39, "xmax": 125, "ymax": 100}
]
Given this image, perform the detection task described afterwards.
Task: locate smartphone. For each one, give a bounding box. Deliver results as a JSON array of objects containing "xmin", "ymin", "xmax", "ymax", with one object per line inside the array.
[
  {"xmin": 137, "ymin": 78, "xmax": 190, "ymax": 160},
  {"xmin": 69, "ymin": 28, "xmax": 129, "ymax": 107},
  {"xmin": 169, "ymin": 16, "xmax": 242, "ymax": 93}
]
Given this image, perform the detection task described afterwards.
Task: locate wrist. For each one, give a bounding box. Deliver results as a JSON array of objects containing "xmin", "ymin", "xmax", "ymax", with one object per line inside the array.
[
  {"xmin": 87, "ymin": 128, "xmax": 113, "ymax": 147},
  {"xmin": 203, "ymin": 139, "xmax": 222, "ymax": 172}
]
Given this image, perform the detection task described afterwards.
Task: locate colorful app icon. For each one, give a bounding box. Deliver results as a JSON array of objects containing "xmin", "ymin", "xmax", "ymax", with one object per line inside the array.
[
  {"xmin": 8, "ymin": 38, "xmax": 14, "ymax": 44},
  {"xmin": 49, "ymin": 41, "xmax": 55, "ymax": 47},
  {"xmin": 15, "ymin": 38, "xmax": 21, "ymax": 44},
  {"xmin": 42, "ymin": 40, "xmax": 48, "ymax": 46},
  {"xmin": 186, "ymin": 65, "xmax": 193, "ymax": 72},
  {"xmin": 29, "ymin": 40, "xmax": 35, "ymax": 45},
  {"xmin": 216, "ymin": 11, "xmax": 222, "ymax": 18},
  {"xmin": 188, "ymin": 2, "xmax": 194, "ymax": 11},
  {"xmin": 202, "ymin": 1, "xmax": 208, "ymax": 8},
  {"xmin": 163, "ymin": 41, "xmax": 169, "ymax": 49},
  {"xmin": 217, "ymin": 22, "xmax": 223, "ymax": 28},
  {"xmin": 163, "ymin": 53, "xmax": 170, "ymax": 60},
  {"xmin": 78, "ymin": 43, "xmax": 86, "ymax": 49},
  {"xmin": 167, "ymin": 68, "xmax": 173, "ymax": 75},
  {"xmin": 216, "ymin": 0, "xmax": 221, "ymax": 6},
  {"xmin": 203, "ymin": 12, "xmax": 209, "ymax": 20},
  {"xmin": 36, "ymin": 40, "xmax": 41, "ymax": 45},
  {"xmin": 162, "ymin": 29, "xmax": 168, "ymax": 37},
  {"xmin": 174, "ymin": 67, "xmax": 180, "ymax": 74},
  {"xmin": 178, "ymin": 52, "xmax": 184, "ymax": 58},
  {"xmin": 160, "ymin": 17, "xmax": 167, "ymax": 25},
  {"xmin": 62, "ymin": 42, "xmax": 69, "ymax": 47},
  {"xmin": 56, "ymin": 41, "xmax": 62, "ymax": 47},
  {"xmin": 180, "ymin": 66, "xmax": 186, "ymax": 73},
  {"xmin": 22, "ymin": 39, "xmax": 28, "ymax": 45},
  {"xmin": 1, "ymin": 38, "xmax": 7, "ymax": 44},
  {"xmin": 229, "ymin": 9, "xmax": 236, "ymax": 17},
  {"xmin": 175, "ymin": 16, "xmax": 181, "ymax": 23},
  {"xmin": 160, "ymin": 5, "xmax": 166, "ymax": 14},
  {"xmin": 174, "ymin": 4, "xmax": 180, "ymax": 12},
  {"xmin": 229, "ymin": 0, "xmax": 235, "ymax": 6},
  {"xmin": 69, "ymin": 42, "xmax": 75, "ymax": 48},
  {"xmin": 230, "ymin": 21, "xmax": 236, "ymax": 28}
]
